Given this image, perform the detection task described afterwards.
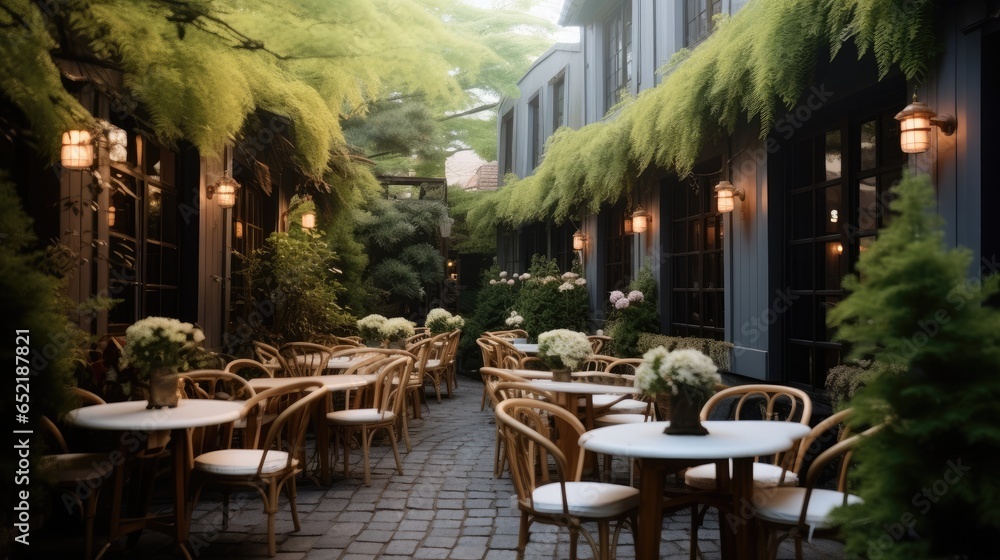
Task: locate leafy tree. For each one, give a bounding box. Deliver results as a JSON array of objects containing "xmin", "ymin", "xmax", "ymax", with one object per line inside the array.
[
  {"xmin": 353, "ymin": 196, "xmax": 447, "ymax": 316},
  {"xmin": 827, "ymin": 173, "xmax": 1000, "ymax": 559}
]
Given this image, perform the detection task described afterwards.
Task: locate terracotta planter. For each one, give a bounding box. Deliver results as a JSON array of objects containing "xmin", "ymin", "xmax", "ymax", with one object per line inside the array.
[
  {"xmin": 663, "ymin": 393, "xmax": 708, "ymax": 435},
  {"xmin": 551, "ymin": 368, "xmax": 572, "ymax": 382},
  {"xmin": 147, "ymin": 368, "xmax": 181, "ymax": 409}
]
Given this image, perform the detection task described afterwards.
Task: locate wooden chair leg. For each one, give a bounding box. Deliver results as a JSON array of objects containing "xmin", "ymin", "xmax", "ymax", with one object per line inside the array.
[{"xmin": 388, "ymin": 427, "xmax": 404, "ymax": 475}]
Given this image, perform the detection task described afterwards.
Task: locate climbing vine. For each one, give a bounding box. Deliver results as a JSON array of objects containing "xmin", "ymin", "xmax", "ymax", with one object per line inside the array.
[{"xmin": 469, "ymin": 0, "xmax": 938, "ymax": 230}]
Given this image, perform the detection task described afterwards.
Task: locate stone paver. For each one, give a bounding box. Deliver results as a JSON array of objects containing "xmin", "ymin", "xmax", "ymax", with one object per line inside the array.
[{"xmin": 34, "ymin": 374, "xmax": 845, "ymax": 559}]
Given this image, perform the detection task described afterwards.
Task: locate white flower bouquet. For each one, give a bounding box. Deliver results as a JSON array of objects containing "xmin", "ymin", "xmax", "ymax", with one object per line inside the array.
[
  {"xmin": 537, "ymin": 329, "xmax": 591, "ymax": 371},
  {"xmin": 425, "ymin": 308, "xmax": 465, "ymax": 334},
  {"xmin": 635, "ymin": 347, "xmax": 720, "ymax": 401},
  {"xmin": 119, "ymin": 316, "xmax": 206, "ymax": 376},
  {"xmin": 505, "ymin": 310, "xmax": 524, "ymax": 327},
  {"xmin": 357, "ymin": 314, "xmax": 388, "ymax": 342},
  {"xmin": 380, "ymin": 317, "xmax": 416, "ymax": 341}
]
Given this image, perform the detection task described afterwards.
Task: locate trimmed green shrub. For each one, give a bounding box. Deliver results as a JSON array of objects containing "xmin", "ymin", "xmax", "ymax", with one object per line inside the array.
[
  {"xmin": 604, "ymin": 265, "xmax": 659, "ymax": 357},
  {"xmin": 637, "ymin": 333, "xmax": 732, "ymax": 371}
]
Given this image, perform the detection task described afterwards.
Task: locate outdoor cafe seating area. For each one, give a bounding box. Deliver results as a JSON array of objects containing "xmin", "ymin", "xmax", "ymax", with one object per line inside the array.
[{"xmin": 40, "ymin": 322, "xmax": 859, "ymax": 560}]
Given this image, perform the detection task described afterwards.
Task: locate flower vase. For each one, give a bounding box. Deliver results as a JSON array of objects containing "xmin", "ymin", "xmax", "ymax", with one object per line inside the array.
[
  {"xmin": 663, "ymin": 393, "xmax": 708, "ymax": 435},
  {"xmin": 387, "ymin": 338, "xmax": 406, "ymax": 350},
  {"xmin": 147, "ymin": 367, "xmax": 181, "ymax": 409},
  {"xmin": 551, "ymin": 368, "xmax": 572, "ymax": 383}
]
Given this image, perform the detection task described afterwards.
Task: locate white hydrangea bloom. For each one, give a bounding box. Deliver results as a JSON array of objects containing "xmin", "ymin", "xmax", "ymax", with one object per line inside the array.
[
  {"xmin": 628, "ymin": 290, "xmax": 644, "ymax": 302},
  {"xmin": 609, "ymin": 290, "xmax": 625, "ymax": 303}
]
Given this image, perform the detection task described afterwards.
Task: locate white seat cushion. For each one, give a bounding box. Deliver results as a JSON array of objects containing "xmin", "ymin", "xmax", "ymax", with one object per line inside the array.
[
  {"xmin": 755, "ymin": 487, "xmax": 862, "ymax": 529},
  {"xmin": 595, "ymin": 413, "xmax": 649, "ymax": 427},
  {"xmin": 532, "ymin": 481, "xmax": 639, "ymax": 518},
  {"xmin": 591, "ymin": 394, "xmax": 627, "ymax": 407},
  {"xmin": 685, "ymin": 460, "xmax": 799, "ymax": 489},
  {"xmin": 608, "ymin": 398, "xmax": 648, "ymax": 414},
  {"xmin": 425, "ymin": 359, "xmax": 442, "ymax": 369},
  {"xmin": 194, "ymin": 449, "xmax": 296, "ymax": 475},
  {"xmin": 327, "ymin": 408, "xmax": 396, "ymax": 424}
]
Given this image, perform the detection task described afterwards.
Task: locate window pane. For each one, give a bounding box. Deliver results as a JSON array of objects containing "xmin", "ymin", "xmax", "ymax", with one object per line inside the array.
[
  {"xmin": 880, "ymin": 110, "xmax": 906, "ymax": 167},
  {"xmin": 789, "ymin": 297, "xmax": 815, "ymax": 342},
  {"xmin": 859, "ymin": 120, "xmax": 877, "ymax": 170},
  {"xmin": 858, "ymin": 176, "xmax": 878, "ymax": 231},
  {"xmin": 791, "ymin": 191, "xmax": 812, "ymax": 240},
  {"xmin": 148, "ymin": 185, "xmax": 162, "ymax": 240},
  {"xmin": 792, "ymin": 139, "xmax": 813, "ymax": 188},
  {"xmin": 789, "ymin": 244, "xmax": 813, "ymax": 289},
  {"xmin": 823, "ymin": 130, "xmax": 842, "ymax": 180},
  {"xmin": 823, "ymin": 241, "xmax": 844, "ymax": 290},
  {"xmin": 820, "ymin": 185, "xmax": 841, "ymax": 235},
  {"xmin": 787, "ymin": 344, "xmax": 812, "ymax": 385},
  {"xmin": 880, "ymin": 170, "xmax": 902, "ymax": 228}
]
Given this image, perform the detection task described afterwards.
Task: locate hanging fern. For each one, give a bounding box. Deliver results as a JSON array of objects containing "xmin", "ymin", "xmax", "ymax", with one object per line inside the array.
[{"xmin": 469, "ymin": 0, "xmax": 938, "ymax": 230}]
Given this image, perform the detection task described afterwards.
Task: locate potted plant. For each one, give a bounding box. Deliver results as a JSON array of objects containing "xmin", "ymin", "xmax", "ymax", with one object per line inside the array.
[
  {"xmin": 635, "ymin": 347, "xmax": 720, "ymax": 435},
  {"xmin": 536, "ymin": 329, "xmax": 592, "ymax": 382},
  {"xmin": 118, "ymin": 317, "xmax": 208, "ymax": 408},
  {"xmin": 357, "ymin": 314, "xmax": 388, "ymax": 346}
]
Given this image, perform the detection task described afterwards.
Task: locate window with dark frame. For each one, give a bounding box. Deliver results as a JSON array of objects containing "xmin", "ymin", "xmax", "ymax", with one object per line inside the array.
[
  {"xmin": 605, "ymin": 204, "xmax": 634, "ymax": 294},
  {"xmin": 501, "ymin": 110, "xmax": 514, "ymax": 176},
  {"xmin": 528, "ymin": 95, "xmax": 541, "ymax": 170},
  {"xmin": 783, "ymin": 106, "xmax": 905, "ymax": 389},
  {"xmin": 106, "ymin": 130, "xmax": 180, "ymax": 333},
  {"xmin": 604, "ymin": 1, "xmax": 632, "ymax": 113},
  {"xmin": 685, "ymin": 0, "xmax": 722, "ymax": 47},
  {"xmin": 552, "ymin": 74, "xmax": 566, "ymax": 131},
  {"xmin": 669, "ymin": 166, "xmax": 725, "ymax": 340}
]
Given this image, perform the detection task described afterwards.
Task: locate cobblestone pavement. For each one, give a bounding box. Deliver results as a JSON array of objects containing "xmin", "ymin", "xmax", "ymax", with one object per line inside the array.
[{"xmin": 38, "ymin": 377, "xmax": 847, "ymax": 559}]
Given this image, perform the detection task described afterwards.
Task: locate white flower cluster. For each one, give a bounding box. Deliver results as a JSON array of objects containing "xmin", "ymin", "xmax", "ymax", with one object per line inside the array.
[
  {"xmin": 610, "ymin": 289, "xmax": 644, "ymax": 309},
  {"xmin": 119, "ymin": 316, "xmax": 205, "ymax": 373},
  {"xmin": 425, "ymin": 308, "xmax": 465, "ymax": 334},
  {"xmin": 380, "ymin": 317, "xmax": 416, "ymax": 340},
  {"xmin": 357, "ymin": 314, "xmax": 388, "ymax": 341},
  {"xmin": 505, "ymin": 310, "xmax": 524, "ymax": 327},
  {"xmin": 537, "ymin": 329, "xmax": 592, "ymax": 371},
  {"xmin": 489, "ymin": 270, "xmax": 520, "ymax": 286},
  {"xmin": 635, "ymin": 347, "xmax": 720, "ymax": 398},
  {"xmin": 556, "ymin": 271, "xmax": 586, "ymax": 291}
]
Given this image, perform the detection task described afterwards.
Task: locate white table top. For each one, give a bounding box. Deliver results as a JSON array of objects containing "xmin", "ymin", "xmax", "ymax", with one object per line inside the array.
[
  {"xmin": 512, "ymin": 343, "xmax": 539, "ymax": 354},
  {"xmin": 326, "ymin": 356, "xmax": 370, "ymax": 369},
  {"xmin": 67, "ymin": 400, "xmax": 244, "ymax": 432},
  {"xmin": 530, "ymin": 379, "xmax": 638, "ymax": 395},
  {"xmin": 579, "ymin": 420, "xmax": 810, "ymax": 459},
  {"xmin": 250, "ymin": 374, "xmax": 377, "ymax": 392}
]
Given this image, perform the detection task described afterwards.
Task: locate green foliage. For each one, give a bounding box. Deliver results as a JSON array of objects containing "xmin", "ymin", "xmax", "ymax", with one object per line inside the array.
[
  {"xmin": 457, "ymin": 264, "xmax": 522, "ymax": 372},
  {"xmin": 237, "ymin": 230, "xmax": 353, "ymax": 346},
  {"xmin": 605, "ymin": 265, "xmax": 660, "ymax": 357},
  {"xmin": 826, "ymin": 173, "xmax": 1000, "ymax": 558},
  {"xmin": 448, "ymin": 186, "xmax": 496, "ymax": 254},
  {"xmin": 0, "ymin": 0, "xmax": 551, "ymax": 180},
  {"xmin": 0, "ymin": 172, "xmax": 76, "ymax": 552},
  {"xmin": 515, "ymin": 255, "xmax": 589, "ymax": 339},
  {"xmin": 468, "ymin": 0, "xmax": 938, "ymax": 230},
  {"xmin": 637, "ymin": 333, "xmax": 733, "ymax": 371},
  {"xmin": 354, "ymin": 197, "xmax": 448, "ymax": 312},
  {"xmin": 825, "ymin": 360, "xmax": 879, "ymax": 407}
]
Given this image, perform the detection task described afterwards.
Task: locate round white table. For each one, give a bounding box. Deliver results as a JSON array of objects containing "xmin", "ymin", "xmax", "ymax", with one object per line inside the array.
[
  {"xmin": 579, "ymin": 420, "xmax": 810, "ymax": 560},
  {"xmin": 67, "ymin": 400, "xmax": 243, "ymax": 559},
  {"xmin": 512, "ymin": 342, "xmax": 539, "ymax": 354}
]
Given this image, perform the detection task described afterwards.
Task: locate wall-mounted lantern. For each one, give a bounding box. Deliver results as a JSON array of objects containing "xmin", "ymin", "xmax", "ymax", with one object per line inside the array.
[
  {"xmin": 300, "ymin": 209, "xmax": 316, "ymax": 229},
  {"xmin": 207, "ymin": 170, "xmax": 240, "ymax": 209},
  {"xmin": 107, "ymin": 205, "xmax": 116, "ymax": 227},
  {"xmin": 715, "ymin": 181, "xmax": 745, "ymax": 213},
  {"xmin": 894, "ymin": 93, "xmax": 956, "ymax": 154},
  {"xmin": 630, "ymin": 206, "xmax": 649, "ymax": 233},
  {"xmin": 61, "ymin": 130, "xmax": 94, "ymax": 169},
  {"xmin": 572, "ymin": 230, "xmax": 586, "ymax": 251}
]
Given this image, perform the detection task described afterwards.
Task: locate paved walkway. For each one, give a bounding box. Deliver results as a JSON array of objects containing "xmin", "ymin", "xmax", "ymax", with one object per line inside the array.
[{"xmin": 39, "ymin": 377, "xmax": 846, "ymax": 559}]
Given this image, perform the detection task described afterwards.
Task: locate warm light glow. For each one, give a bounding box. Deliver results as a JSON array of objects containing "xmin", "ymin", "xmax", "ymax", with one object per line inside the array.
[
  {"xmin": 836, "ymin": 243, "xmax": 843, "ymax": 254},
  {"xmin": 61, "ymin": 130, "xmax": 94, "ymax": 169},
  {"xmin": 209, "ymin": 172, "xmax": 240, "ymax": 209},
  {"xmin": 235, "ymin": 220, "xmax": 243, "ymax": 239},
  {"xmin": 447, "ymin": 260, "xmax": 455, "ymax": 268},
  {"xmin": 894, "ymin": 93, "xmax": 957, "ymax": 154},
  {"xmin": 572, "ymin": 230, "xmax": 586, "ymax": 251},
  {"xmin": 830, "ymin": 210, "xmax": 839, "ymax": 223},
  {"xmin": 898, "ymin": 114, "xmax": 931, "ymax": 154},
  {"xmin": 301, "ymin": 210, "xmax": 316, "ymax": 229},
  {"xmin": 107, "ymin": 206, "xmax": 116, "ymax": 227},
  {"xmin": 631, "ymin": 206, "xmax": 649, "ymax": 233},
  {"xmin": 714, "ymin": 181, "xmax": 744, "ymax": 214}
]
